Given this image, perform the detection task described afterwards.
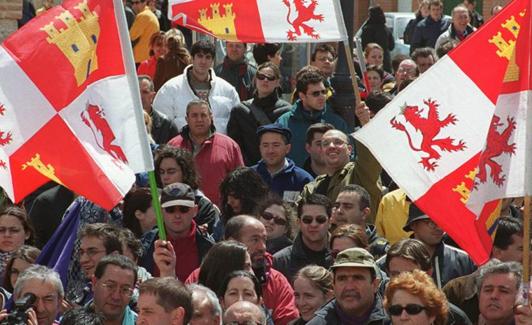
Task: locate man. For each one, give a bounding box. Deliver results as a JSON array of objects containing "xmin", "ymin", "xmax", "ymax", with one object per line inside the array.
[
  {"xmin": 390, "ymin": 59, "xmax": 418, "ymax": 94},
  {"xmin": 137, "ymin": 277, "xmax": 193, "ymax": 325},
  {"xmin": 153, "ymin": 40, "xmax": 240, "ymax": 134},
  {"xmin": 411, "ymin": 0, "xmax": 451, "ymax": 52},
  {"xmin": 411, "ymin": 47, "xmax": 437, "ymax": 74},
  {"xmin": 276, "ymin": 68, "xmax": 350, "ymax": 167},
  {"xmin": 375, "ymin": 188, "xmax": 411, "ymax": 245},
  {"xmin": 306, "ymin": 248, "xmax": 388, "ymax": 324},
  {"xmin": 0, "ymin": 265, "xmax": 63, "ymax": 325},
  {"xmin": 310, "ymin": 44, "xmax": 336, "ymax": 79},
  {"xmin": 140, "ymin": 182, "xmax": 214, "ymax": 281},
  {"xmin": 167, "ymin": 100, "xmax": 244, "ymax": 205},
  {"xmin": 300, "ymin": 127, "xmax": 382, "ymax": 223},
  {"xmin": 90, "ymin": 255, "xmax": 137, "ymax": 325},
  {"xmin": 129, "ymin": 0, "xmax": 159, "ymax": 64},
  {"xmin": 214, "ymin": 42, "xmax": 257, "ymax": 101},
  {"xmin": 252, "ymin": 124, "xmax": 313, "ymax": 202},
  {"xmin": 331, "ymin": 185, "xmax": 389, "ymax": 258},
  {"xmin": 187, "ymin": 284, "xmax": 222, "ymax": 325},
  {"xmin": 138, "ymin": 75, "xmax": 178, "ymax": 144},
  {"xmin": 403, "ymin": 204, "xmax": 476, "ymax": 288},
  {"xmin": 464, "ymin": 0, "xmax": 484, "ymax": 28},
  {"xmin": 273, "ymin": 194, "xmax": 333, "ymax": 282},
  {"xmin": 253, "ymin": 43, "xmax": 282, "ymax": 66},
  {"xmin": 303, "ymin": 123, "xmax": 334, "ymax": 177},
  {"xmin": 223, "ymin": 301, "xmax": 266, "ymax": 325},
  {"xmin": 435, "ymin": 5, "xmax": 476, "ymax": 50}
]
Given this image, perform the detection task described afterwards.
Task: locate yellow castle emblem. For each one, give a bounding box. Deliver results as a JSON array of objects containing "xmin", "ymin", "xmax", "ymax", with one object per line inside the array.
[
  {"xmin": 22, "ymin": 153, "xmax": 64, "ymax": 185},
  {"xmin": 41, "ymin": 0, "xmax": 100, "ymax": 86},
  {"xmin": 198, "ymin": 3, "xmax": 238, "ymax": 41}
]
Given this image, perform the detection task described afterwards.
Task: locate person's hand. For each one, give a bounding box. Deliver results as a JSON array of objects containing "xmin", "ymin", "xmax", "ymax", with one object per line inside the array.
[
  {"xmin": 355, "ymin": 102, "xmax": 371, "ymax": 126},
  {"xmin": 61, "ymin": 298, "xmax": 79, "ymax": 314},
  {"xmin": 515, "ymin": 304, "xmax": 532, "ymax": 325},
  {"xmin": 26, "ymin": 308, "xmax": 38, "ymax": 325},
  {"xmin": 153, "ymin": 240, "xmax": 176, "ymax": 278},
  {"xmin": 0, "ymin": 309, "xmax": 8, "ymax": 322}
]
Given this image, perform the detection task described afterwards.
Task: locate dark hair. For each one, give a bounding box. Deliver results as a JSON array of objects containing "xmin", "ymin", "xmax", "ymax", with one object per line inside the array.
[
  {"xmin": 0, "ymin": 206, "xmax": 34, "ymax": 247},
  {"xmin": 296, "ymin": 68, "xmax": 325, "ymax": 94},
  {"xmin": 330, "ymin": 224, "xmax": 369, "ymax": 250},
  {"xmin": 412, "ymin": 47, "xmax": 437, "ymax": 62},
  {"xmin": 339, "ymin": 184, "xmax": 371, "ymax": 210},
  {"xmin": 122, "ymin": 187, "xmax": 152, "ymax": 238},
  {"xmin": 253, "ymin": 43, "xmax": 281, "ymax": 65},
  {"xmin": 255, "ymin": 194, "xmax": 295, "ymax": 239},
  {"xmin": 429, "ymin": 0, "xmax": 443, "ymax": 9},
  {"xmin": 3, "ymin": 245, "xmax": 41, "ymax": 292},
  {"xmin": 367, "ymin": 5, "xmax": 386, "ymax": 24},
  {"xmin": 385, "ymin": 239, "xmax": 432, "ymax": 272},
  {"xmin": 79, "ymin": 223, "xmax": 123, "ymax": 255},
  {"xmin": 191, "ymin": 40, "xmax": 216, "ymax": 58},
  {"xmin": 154, "ymin": 145, "xmax": 200, "ymax": 189},
  {"xmin": 198, "ymin": 240, "xmax": 249, "ymax": 296},
  {"xmin": 366, "ymin": 64, "xmax": 385, "ymax": 80},
  {"xmin": 493, "ymin": 217, "xmax": 523, "ymax": 250},
  {"xmin": 140, "ymin": 277, "xmax": 193, "ymax": 324},
  {"xmin": 94, "ymin": 254, "xmax": 138, "ymax": 285},
  {"xmin": 391, "ymin": 54, "xmax": 409, "ymax": 74},
  {"xmin": 119, "ymin": 228, "xmax": 144, "ymax": 262},
  {"xmin": 61, "ymin": 308, "xmax": 105, "ymax": 325},
  {"xmin": 297, "ymin": 194, "xmax": 332, "ymax": 219},
  {"xmin": 219, "ymin": 167, "xmax": 269, "ymax": 222},
  {"xmin": 257, "ymin": 61, "xmax": 281, "ymax": 80},
  {"xmin": 220, "ymin": 270, "xmax": 263, "ymax": 300},
  {"xmin": 365, "ymin": 90, "xmax": 392, "ymax": 115},
  {"xmin": 311, "ymin": 44, "xmax": 337, "ymax": 62},
  {"xmin": 305, "ymin": 123, "xmax": 335, "ymax": 145}
]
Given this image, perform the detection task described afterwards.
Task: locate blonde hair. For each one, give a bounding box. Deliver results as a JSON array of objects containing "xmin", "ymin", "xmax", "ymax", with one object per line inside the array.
[{"xmin": 294, "ymin": 265, "xmax": 333, "ymax": 295}]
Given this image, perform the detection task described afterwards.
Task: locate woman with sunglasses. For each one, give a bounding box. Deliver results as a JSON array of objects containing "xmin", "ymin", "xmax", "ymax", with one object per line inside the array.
[
  {"xmin": 384, "ymin": 269, "xmax": 449, "ymax": 325},
  {"xmin": 227, "ymin": 62, "xmax": 292, "ymax": 165},
  {"xmin": 256, "ymin": 195, "xmax": 295, "ymax": 255}
]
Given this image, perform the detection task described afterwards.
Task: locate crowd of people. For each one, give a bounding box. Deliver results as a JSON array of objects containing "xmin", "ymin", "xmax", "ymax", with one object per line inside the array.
[{"xmin": 4, "ymin": 0, "xmax": 532, "ymax": 324}]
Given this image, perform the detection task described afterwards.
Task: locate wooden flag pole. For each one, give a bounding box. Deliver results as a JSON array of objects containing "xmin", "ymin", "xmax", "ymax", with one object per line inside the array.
[{"xmin": 342, "ymin": 40, "xmax": 362, "ymax": 105}]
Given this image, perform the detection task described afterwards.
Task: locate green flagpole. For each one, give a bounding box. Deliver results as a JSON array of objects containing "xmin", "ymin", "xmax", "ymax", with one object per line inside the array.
[{"xmin": 149, "ymin": 171, "xmax": 166, "ymax": 241}]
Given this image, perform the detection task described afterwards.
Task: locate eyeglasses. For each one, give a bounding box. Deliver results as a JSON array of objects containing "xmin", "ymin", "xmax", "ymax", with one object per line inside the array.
[
  {"xmin": 164, "ymin": 206, "xmax": 192, "ymax": 214},
  {"xmin": 261, "ymin": 212, "xmax": 287, "ymax": 226},
  {"xmin": 256, "ymin": 73, "xmax": 276, "ymax": 81},
  {"xmin": 388, "ymin": 304, "xmax": 426, "ymax": 316},
  {"xmin": 301, "ymin": 215, "xmax": 328, "ymax": 225},
  {"xmin": 79, "ymin": 248, "xmax": 106, "ymax": 258},
  {"xmin": 99, "ymin": 282, "xmax": 134, "ymax": 297},
  {"xmin": 308, "ymin": 90, "xmax": 328, "ymax": 97}
]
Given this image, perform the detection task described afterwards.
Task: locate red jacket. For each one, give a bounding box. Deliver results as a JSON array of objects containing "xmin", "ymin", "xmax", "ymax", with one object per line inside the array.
[{"xmin": 168, "ymin": 126, "xmax": 244, "ymax": 205}]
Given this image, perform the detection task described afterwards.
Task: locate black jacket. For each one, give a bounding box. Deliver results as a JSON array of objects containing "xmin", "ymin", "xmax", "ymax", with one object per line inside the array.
[
  {"xmin": 273, "ymin": 233, "xmax": 333, "ymax": 283},
  {"xmin": 411, "ymin": 16, "xmax": 451, "ymax": 52},
  {"xmin": 267, "ymin": 235, "xmax": 293, "ymax": 256},
  {"xmin": 306, "ymin": 296, "xmax": 389, "ymax": 325},
  {"xmin": 366, "ymin": 224, "xmax": 390, "ymax": 259},
  {"xmin": 361, "ymin": 23, "xmax": 395, "ymax": 73},
  {"xmin": 150, "ymin": 108, "xmax": 179, "ymax": 144}
]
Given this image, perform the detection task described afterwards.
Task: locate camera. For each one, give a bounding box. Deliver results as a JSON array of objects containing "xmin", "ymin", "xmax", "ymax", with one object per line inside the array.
[{"xmin": 0, "ymin": 293, "xmax": 37, "ymax": 325}]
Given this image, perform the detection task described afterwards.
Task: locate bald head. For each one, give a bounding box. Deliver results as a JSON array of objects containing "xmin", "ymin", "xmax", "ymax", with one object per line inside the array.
[
  {"xmin": 224, "ymin": 215, "xmax": 264, "ymax": 241},
  {"xmin": 223, "ymin": 301, "xmax": 265, "ymax": 325}
]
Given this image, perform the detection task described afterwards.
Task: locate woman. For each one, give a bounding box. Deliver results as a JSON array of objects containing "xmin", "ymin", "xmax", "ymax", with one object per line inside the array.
[
  {"xmin": 364, "ymin": 44, "xmax": 395, "ymax": 85},
  {"xmin": 366, "ymin": 64, "xmax": 385, "ymax": 92},
  {"xmin": 291, "ymin": 265, "xmax": 333, "ymax": 325},
  {"xmin": 257, "ymin": 195, "xmax": 295, "ymax": 255},
  {"xmin": 0, "ymin": 206, "xmax": 34, "ymax": 282},
  {"xmin": 361, "ymin": 5, "xmax": 395, "ymax": 73},
  {"xmin": 384, "ymin": 270, "xmax": 449, "ymax": 325},
  {"xmin": 0, "ymin": 245, "xmax": 40, "ymax": 309},
  {"xmin": 137, "ymin": 31, "xmax": 166, "ymax": 79},
  {"xmin": 330, "ymin": 224, "xmax": 369, "ymax": 258},
  {"xmin": 153, "ymin": 28, "xmax": 191, "ymax": 91},
  {"xmin": 404, "ymin": 0, "xmax": 430, "ymax": 45},
  {"xmin": 122, "ymin": 187, "xmax": 156, "ymax": 238}
]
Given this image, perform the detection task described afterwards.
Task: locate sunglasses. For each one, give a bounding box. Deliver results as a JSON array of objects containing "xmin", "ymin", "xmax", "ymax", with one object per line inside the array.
[
  {"xmin": 261, "ymin": 212, "xmax": 287, "ymax": 226},
  {"xmin": 164, "ymin": 206, "xmax": 192, "ymax": 214},
  {"xmin": 256, "ymin": 73, "xmax": 276, "ymax": 81},
  {"xmin": 309, "ymin": 89, "xmax": 327, "ymax": 97},
  {"xmin": 388, "ymin": 304, "xmax": 426, "ymax": 316},
  {"xmin": 301, "ymin": 215, "xmax": 328, "ymax": 225}
]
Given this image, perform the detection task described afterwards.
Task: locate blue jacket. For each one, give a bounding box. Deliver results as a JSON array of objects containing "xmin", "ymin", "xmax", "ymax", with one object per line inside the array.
[
  {"xmin": 411, "ymin": 15, "xmax": 451, "ymax": 52},
  {"xmin": 276, "ymin": 100, "xmax": 351, "ymax": 167},
  {"xmin": 252, "ymin": 158, "xmax": 313, "ymax": 200}
]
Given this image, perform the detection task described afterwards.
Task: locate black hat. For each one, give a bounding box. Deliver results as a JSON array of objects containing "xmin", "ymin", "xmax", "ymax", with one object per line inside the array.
[
  {"xmin": 256, "ymin": 123, "xmax": 292, "ymax": 143},
  {"xmin": 160, "ymin": 183, "xmax": 195, "ymax": 208},
  {"xmin": 403, "ymin": 204, "xmax": 430, "ymax": 232}
]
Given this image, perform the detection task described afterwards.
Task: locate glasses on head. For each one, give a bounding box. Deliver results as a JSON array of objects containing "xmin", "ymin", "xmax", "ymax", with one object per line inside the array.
[
  {"xmin": 164, "ymin": 206, "xmax": 192, "ymax": 214},
  {"xmin": 308, "ymin": 90, "xmax": 328, "ymax": 97},
  {"xmin": 261, "ymin": 212, "xmax": 287, "ymax": 226},
  {"xmin": 256, "ymin": 73, "xmax": 276, "ymax": 81},
  {"xmin": 99, "ymin": 282, "xmax": 134, "ymax": 297},
  {"xmin": 388, "ymin": 304, "xmax": 426, "ymax": 316},
  {"xmin": 79, "ymin": 248, "xmax": 106, "ymax": 258},
  {"xmin": 301, "ymin": 215, "xmax": 328, "ymax": 225}
]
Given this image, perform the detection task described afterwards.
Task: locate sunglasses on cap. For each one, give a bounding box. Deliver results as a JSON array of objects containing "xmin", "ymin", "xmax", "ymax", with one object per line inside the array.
[
  {"xmin": 256, "ymin": 73, "xmax": 276, "ymax": 81},
  {"xmin": 301, "ymin": 215, "xmax": 328, "ymax": 225},
  {"xmin": 388, "ymin": 304, "xmax": 426, "ymax": 316},
  {"xmin": 261, "ymin": 212, "xmax": 287, "ymax": 226},
  {"xmin": 164, "ymin": 206, "xmax": 192, "ymax": 214}
]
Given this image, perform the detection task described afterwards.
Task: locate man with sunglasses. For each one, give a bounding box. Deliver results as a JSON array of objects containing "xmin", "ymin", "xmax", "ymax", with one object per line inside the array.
[
  {"xmin": 307, "ymin": 247, "xmax": 389, "ymax": 325},
  {"xmin": 276, "ymin": 68, "xmax": 351, "ymax": 167},
  {"xmin": 273, "ymin": 194, "xmax": 334, "ymax": 282},
  {"xmin": 140, "ymin": 182, "xmax": 214, "ymax": 281}
]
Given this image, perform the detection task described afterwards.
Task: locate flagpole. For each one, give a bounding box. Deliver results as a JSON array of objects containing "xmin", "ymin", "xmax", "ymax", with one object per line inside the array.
[
  {"xmin": 343, "ymin": 40, "xmax": 362, "ymax": 105},
  {"xmin": 523, "ymin": 196, "xmax": 530, "ymax": 305},
  {"xmin": 113, "ymin": 0, "xmax": 166, "ymax": 241}
]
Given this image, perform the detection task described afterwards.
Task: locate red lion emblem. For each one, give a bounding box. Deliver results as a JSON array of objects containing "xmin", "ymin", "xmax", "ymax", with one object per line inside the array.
[
  {"xmin": 282, "ymin": 0, "xmax": 324, "ymax": 40},
  {"xmin": 81, "ymin": 103, "xmax": 128, "ymax": 164},
  {"xmin": 476, "ymin": 114, "xmax": 516, "ymax": 187},
  {"xmin": 390, "ymin": 98, "xmax": 466, "ymax": 171}
]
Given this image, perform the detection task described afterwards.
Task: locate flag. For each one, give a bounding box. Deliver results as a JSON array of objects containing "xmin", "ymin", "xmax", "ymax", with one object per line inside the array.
[
  {"xmin": 0, "ymin": 0, "xmax": 153, "ymax": 210},
  {"xmin": 354, "ymin": 0, "xmax": 530, "ymax": 264},
  {"xmin": 168, "ymin": 0, "xmax": 347, "ymax": 43}
]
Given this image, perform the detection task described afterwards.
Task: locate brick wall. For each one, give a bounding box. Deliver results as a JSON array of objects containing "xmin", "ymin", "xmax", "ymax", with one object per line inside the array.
[{"xmin": 0, "ymin": 0, "xmax": 22, "ymax": 42}]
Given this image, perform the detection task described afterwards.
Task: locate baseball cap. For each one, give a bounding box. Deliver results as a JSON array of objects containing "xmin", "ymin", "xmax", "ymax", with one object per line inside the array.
[
  {"xmin": 256, "ymin": 123, "xmax": 292, "ymax": 143},
  {"xmin": 403, "ymin": 204, "xmax": 430, "ymax": 232},
  {"xmin": 330, "ymin": 247, "xmax": 376, "ymax": 269},
  {"xmin": 160, "ymin": 182, "xmax": 195, "ymax": 208}
]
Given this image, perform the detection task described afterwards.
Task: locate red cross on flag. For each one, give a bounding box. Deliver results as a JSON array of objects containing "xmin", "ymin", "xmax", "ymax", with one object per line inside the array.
[
  {"xmin": 0, "ymin": 0, "xmax": 153, "ymax": 210},
  {"xmin": 354, "ymin": 0, "xmax": 531, "ymax": 264}
]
